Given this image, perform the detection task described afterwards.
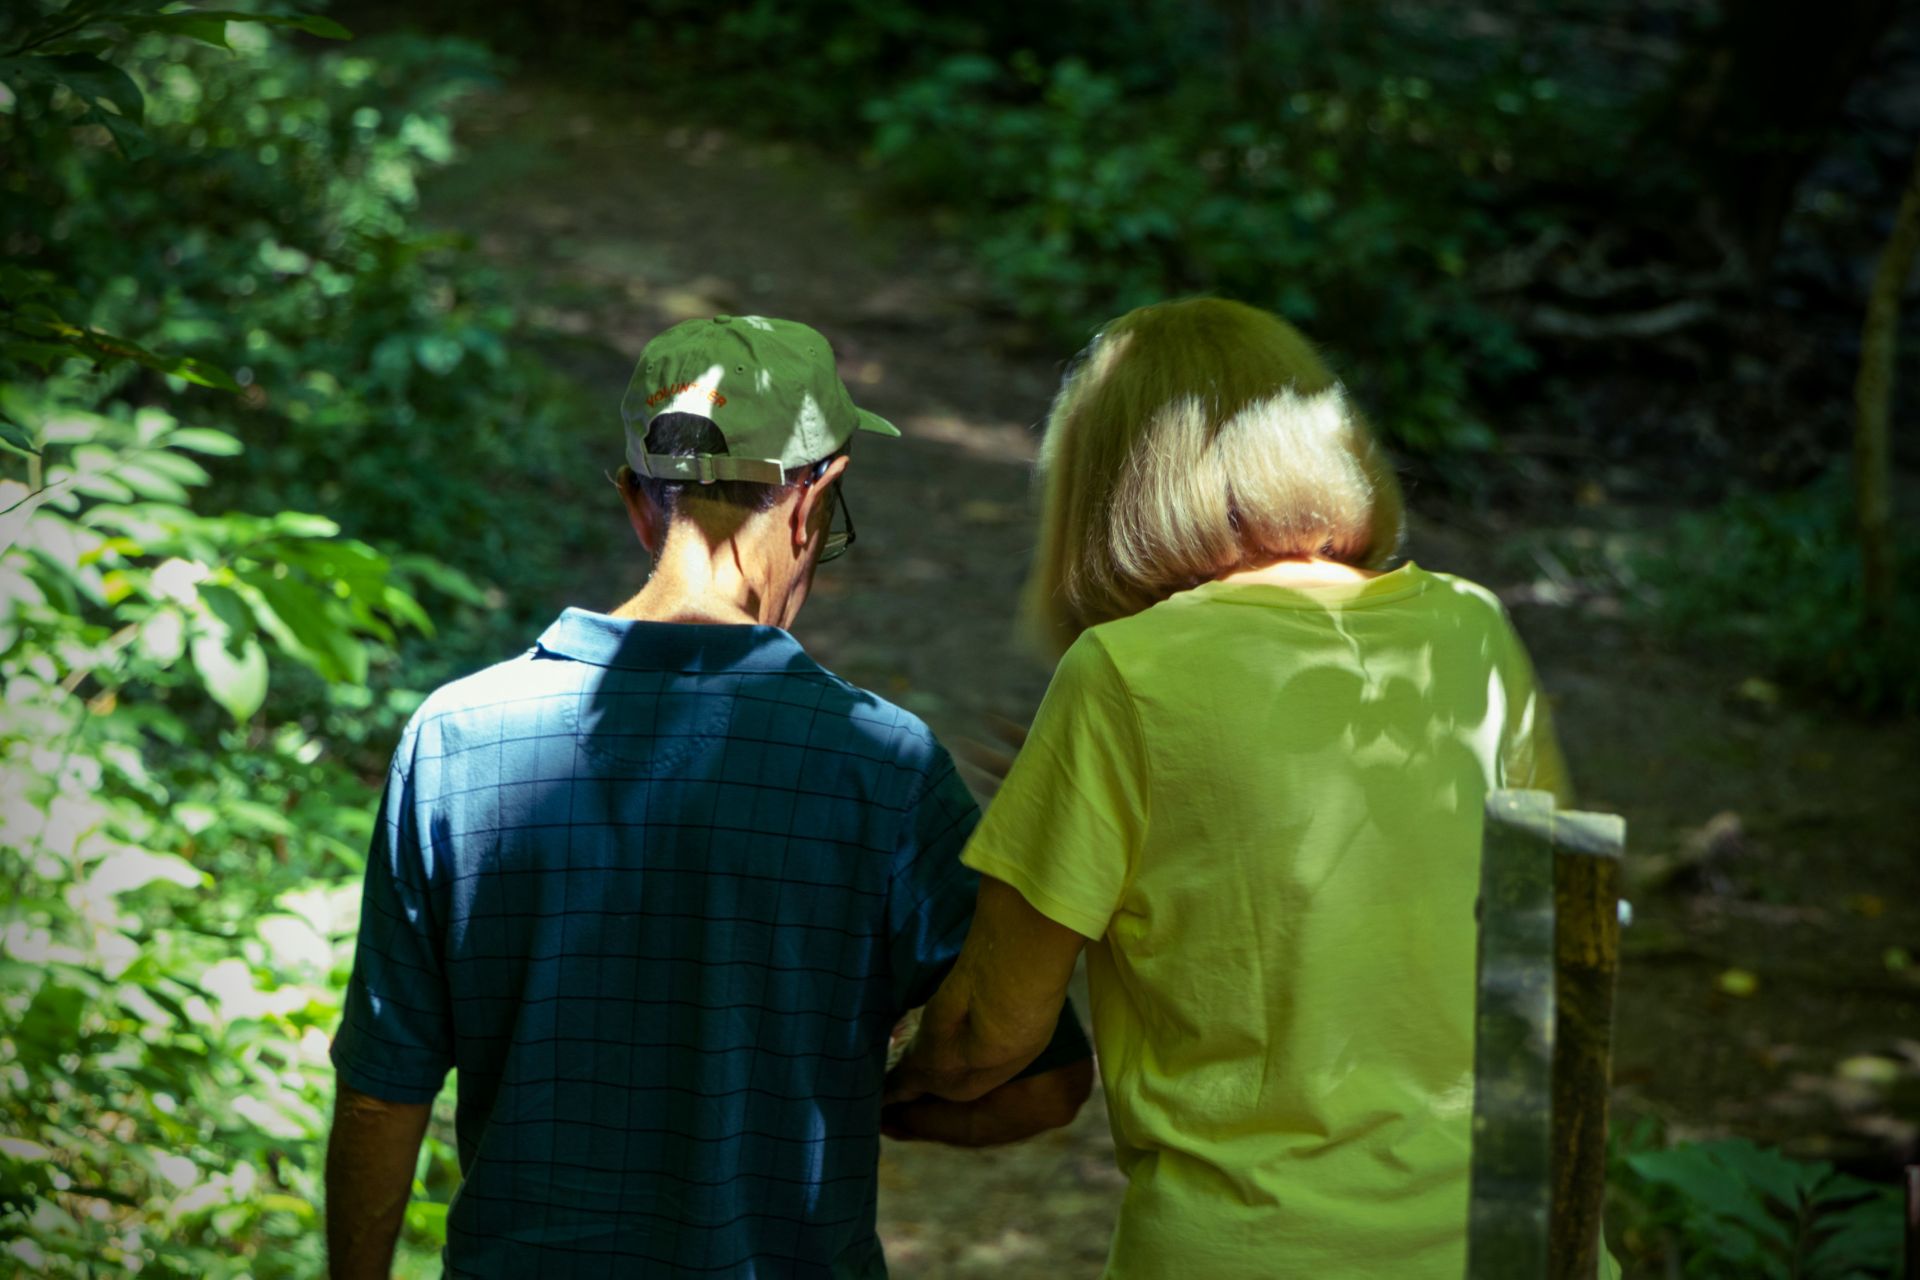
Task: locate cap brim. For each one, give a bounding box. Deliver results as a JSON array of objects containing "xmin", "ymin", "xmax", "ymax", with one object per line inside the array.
[{"xmin": 855, "ymin": 409, "xmax": 901, "ymax": 438}]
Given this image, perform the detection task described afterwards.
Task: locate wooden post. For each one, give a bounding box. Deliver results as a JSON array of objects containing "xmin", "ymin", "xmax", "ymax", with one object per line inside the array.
[
  {"xmin": 1467, "ymin": 790, "xmax": 1557, "ymax": 1278},
  {"xmin": 1853, "ymin": 137, "xmax": 1920, "ymax": 632},
  {"xmin": 1466, "ymin": 790, "xmax": 1625, "ymax": 1280},
  {"xmin": 1905, "ymin": 1165, "xmax": 1920, "ymax": 1280},
  {"xmin": 1548, "ymin": 811, "xmax": 1624, "ymax": 1278}
]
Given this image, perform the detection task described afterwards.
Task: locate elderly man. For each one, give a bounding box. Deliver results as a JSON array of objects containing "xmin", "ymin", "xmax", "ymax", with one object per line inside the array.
[{"xmin": 324, "ymin": 315, "xmax": 1092, "ymax": 1278}]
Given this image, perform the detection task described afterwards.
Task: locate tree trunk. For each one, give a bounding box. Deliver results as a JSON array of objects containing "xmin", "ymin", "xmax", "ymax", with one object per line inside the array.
[
  {"xmin": 1661, "ymin": 0, "xmax": 1899, "ymax": 277},
  {"xmin": 1854, "ymin": 138, "xmax": 1920, "ymax": 632}
]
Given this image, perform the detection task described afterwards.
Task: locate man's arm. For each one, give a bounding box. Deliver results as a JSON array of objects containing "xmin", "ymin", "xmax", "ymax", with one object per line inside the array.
[
  {"xmin": 882, "ymin": 1056, "xmax": 1093, "ymax": 1147},
  {"xmin": 325, "ymin": 1082, "xmax": 432, "ymax": 1280},
  {"xmin": 886, "ymin": 875, "xmax": 1090, "ymax": 1105}
]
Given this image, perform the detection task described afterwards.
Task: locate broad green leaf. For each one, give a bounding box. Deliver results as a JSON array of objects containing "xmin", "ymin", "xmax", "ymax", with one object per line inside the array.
[
  {"xmin": 134, "ymin": 607, "xmax": 186, "ymax": 664},
  {"xmin": 223, "ymin": 799, "xmax": 295, "ymax": 837},
  {"xmin": 257, "ymin": 1194, "xmax": 315, "ymax": 1220},
  {"xmin": 184, "ymin": 11, "xmax": 353, "ymax": 40},
  {"xmin": 239, "ymin": 569, "xmax": 364, "ymax": 684},
  {"xmin": 1804, "ymin": 1185, "xmax": 1901, "ymax": 1276},
  {"xmin": 116, "ymin": 457, "xmax": 191, "ymax": 503},
  {"xmin": 189, "ymin": 627, "xmax": 268, "ymax": 722},
  {"xmin": 164, "ymin": 427, "xmax": 243, "ymax": 456},
  {"xmin": 7, "ymin": 311, "xmax": 241, "ymax": 388},
  {"xmin": 0, "ymin": 54, "xmax": 144, "ymax": 123},
  {"xmin": 134, "ymin": 448, "xmax": 210, "ymax": 489},
  {"xmin": 86, "ymin": 848, "xmax": 203, "ymax": 896},
  {"xmin": 393, "ymin": 552, "xmax": 487, "ymax": 605},
  {"xmin": 381, "ymin": 584, "xmax": 434, "ymax": 637},
  {"xmin": 161, "ymin": 356, "xmax": 241, "ymax": 391},
  {"xmin": 0, "ymin": 340, "xmax": 83, "ymax": 372},
  {"xmin": 197, "ymin": 581, "xmax": 253, "ymax": 636},
  {"xmin": 268, "ymin": 512, "xmax": 340, "ymax": 539},
  {"xmin": 254, "ymin": 915, "xmax": 330, "ymax": 973},
  {"xmin": 119, "ymin": 14, "xmax": 233, "ymax": 49},
  {"xmin": 0, "ymin": 418, "xmax": 38, "ymax": 456},
  {"xmin": 1627, "ymin": 1144, "xmax": 1795, "ymax": 1254},
  {"xmin": 68, "ymin": 467, "xmax": 135, "ymax": 503}
]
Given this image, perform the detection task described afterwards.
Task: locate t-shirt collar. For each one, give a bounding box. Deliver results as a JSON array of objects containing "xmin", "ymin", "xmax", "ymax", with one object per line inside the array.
[{"xmin": 534, "ymin": 606, "xmax": 822, "ymax": 674}]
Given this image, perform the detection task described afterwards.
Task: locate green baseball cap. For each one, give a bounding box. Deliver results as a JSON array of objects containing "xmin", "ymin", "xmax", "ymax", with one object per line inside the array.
[{"xmin": 621, "ymin": 314, "xmax": 899, "ymax": 485}]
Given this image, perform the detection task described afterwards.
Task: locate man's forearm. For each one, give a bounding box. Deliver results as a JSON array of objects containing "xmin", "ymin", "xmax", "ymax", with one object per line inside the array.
[
  {"xmin": 326, "ymin": 1082, "xmax": 433, "ymax": 1280},
  {"xmin": 882, "ymin": 1058, "xmax": 1093, "ymax": 1147}
]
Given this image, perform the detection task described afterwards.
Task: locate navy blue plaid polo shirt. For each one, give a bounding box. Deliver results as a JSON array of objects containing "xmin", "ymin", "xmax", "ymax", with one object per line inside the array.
[{"xmin": 332, "ymin": 608, "xmax": 1087, "ymax": 1277}]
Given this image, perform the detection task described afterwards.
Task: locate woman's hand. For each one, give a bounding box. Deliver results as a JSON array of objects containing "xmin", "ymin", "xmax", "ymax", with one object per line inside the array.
[{"xmin": 884, "ymin": 876, "xmax": 1088, "ymax": 1105}]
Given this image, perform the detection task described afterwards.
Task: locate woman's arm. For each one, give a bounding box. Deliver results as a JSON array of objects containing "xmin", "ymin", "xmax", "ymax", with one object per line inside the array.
[
  {"xmin": 881, "ymin": 1057, "xmax": 1093, "ymax": 1146},
  {"xmin": 885, "ymin": 876, "xmax": 1091, "ymax": 1104}
]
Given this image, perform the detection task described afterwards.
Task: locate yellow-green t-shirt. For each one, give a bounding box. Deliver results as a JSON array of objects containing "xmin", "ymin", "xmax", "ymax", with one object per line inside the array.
[{"xmin": 963, "ymin": 564, "xmax": 1572, "ymax": 1279}]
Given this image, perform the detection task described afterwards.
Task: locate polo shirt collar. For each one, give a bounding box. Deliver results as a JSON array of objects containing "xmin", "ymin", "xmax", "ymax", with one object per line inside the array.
[{"xmin": 534, "ymin": 607, "xmax": 822, "ymax": 674}]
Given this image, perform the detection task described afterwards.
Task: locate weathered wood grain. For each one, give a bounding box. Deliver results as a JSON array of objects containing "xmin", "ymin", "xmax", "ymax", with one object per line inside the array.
[
  {"xmin": 1466, "ymin": 790, "xmax": 1625, "ymax": 1280},
  {"xmin": 1549, "ymin": 809, "xmax": 1624, "ymax": 1279},
  {"xmin": 1466, "ymin": 789, "xmax": 1557, "ymax": 1279}
]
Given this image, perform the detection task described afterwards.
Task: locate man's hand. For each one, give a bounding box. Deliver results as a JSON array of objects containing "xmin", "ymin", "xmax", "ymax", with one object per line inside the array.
[
  {"xmin": 885, "ymin": 875, "xmax": 1089, "ymax": 1106},
  {"xmin": 326, "ymin": 1081, "xmax": 432, "ymax": 1280},
  {"xmin": 881, "ymin": 1056, "xmax": 1093, "ymax": 1147}
]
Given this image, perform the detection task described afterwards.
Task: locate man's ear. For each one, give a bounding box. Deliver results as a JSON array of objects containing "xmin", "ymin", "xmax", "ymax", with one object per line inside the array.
[
  {"xmin": 615, "ymin": 466, "xmax": 668, "ymax": 554},
  {"xmin": 792, "ymin": 455, "xmax": 851, "ymax": 554}
]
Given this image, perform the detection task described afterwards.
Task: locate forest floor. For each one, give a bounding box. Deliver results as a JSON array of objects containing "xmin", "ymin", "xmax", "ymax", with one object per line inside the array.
[{"xmin": 419, "ymin": 82, "xmax": 1920, "ymax": 1276}]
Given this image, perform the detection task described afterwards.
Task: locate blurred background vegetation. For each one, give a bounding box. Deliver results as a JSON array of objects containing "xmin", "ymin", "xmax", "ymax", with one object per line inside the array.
[{"xmin": 0, "ymin": 1, "xmax": 1914, "ymax": 1276}]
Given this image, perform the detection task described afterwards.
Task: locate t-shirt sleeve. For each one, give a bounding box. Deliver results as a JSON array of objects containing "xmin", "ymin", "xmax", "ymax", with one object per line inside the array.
[
  {"xmin": 330, "ymin": 740, "xmax": 454, "ymax": 1104},
  {"xmin": 885, "ymin": 749, "xmax": 983, "ymax": 1013},
  {"xmin": 962, "ymin": 630, "xmax": 1148, "ymax": 941}
]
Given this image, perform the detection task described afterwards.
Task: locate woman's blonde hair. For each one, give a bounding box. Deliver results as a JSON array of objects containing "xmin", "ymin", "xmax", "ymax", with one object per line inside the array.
[{"xmin": 1026, "ymin": 298, "xmax": 1405, "ymax": 652}]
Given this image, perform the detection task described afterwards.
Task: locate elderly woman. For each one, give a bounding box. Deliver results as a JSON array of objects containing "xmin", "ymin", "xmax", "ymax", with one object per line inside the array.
[{"xmin": 886, "ymin": 298, "xmax": 1572, "ymax": 1276}]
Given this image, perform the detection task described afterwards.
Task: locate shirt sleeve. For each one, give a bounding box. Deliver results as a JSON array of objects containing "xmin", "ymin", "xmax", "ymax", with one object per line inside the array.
[
  {"xmin": 962, "ymin": 629, "xmax": 1148, "ymax": 941},
  {"xmin": 330, "ymin": 740, "xmax": 454, "ymax": 1104},
  {"xmin": 885, "ymin": 749, "xmax": 984, "ymax": 1013}
]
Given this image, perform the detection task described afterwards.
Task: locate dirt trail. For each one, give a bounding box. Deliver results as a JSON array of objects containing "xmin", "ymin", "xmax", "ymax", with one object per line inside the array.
[{"xmin": 424, "ymin": 81, "xmax": 1920, "ymax": 1275}]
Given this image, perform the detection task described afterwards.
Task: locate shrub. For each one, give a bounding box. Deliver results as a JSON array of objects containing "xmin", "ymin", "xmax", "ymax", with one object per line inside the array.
[
  {"xmin": 861, "ymin": 12, "xmax": 1588, "ymax": 454},
  {"xmin": 0, "ymin": 3, "xmax": 568, "ymax": 1270},
  {"xmin": 1636, "ymin": 471, "xmax": 1920, "ymax": 715},
  {"xmin": 1610, "ymin": 1133, "xmax": 1902, "ymax": 1278}
]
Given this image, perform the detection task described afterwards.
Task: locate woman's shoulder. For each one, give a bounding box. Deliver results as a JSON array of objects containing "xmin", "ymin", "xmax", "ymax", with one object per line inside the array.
[{"xmin": 1411, "ymin": 564, "xmax": 1508, "ymax": 615}]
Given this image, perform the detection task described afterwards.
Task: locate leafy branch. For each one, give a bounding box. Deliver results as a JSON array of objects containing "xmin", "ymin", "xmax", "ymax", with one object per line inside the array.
[{"xmin": 0, "ymin": 1, "xmax": 349, "ymax": 158}]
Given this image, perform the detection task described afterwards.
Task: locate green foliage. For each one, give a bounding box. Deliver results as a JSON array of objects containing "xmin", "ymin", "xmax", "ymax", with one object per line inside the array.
[
  {"xmin": 5, "ymin": 10, "xmax": 572, "ymax": 599},
  {"xmin": 862, "ymin": 21, "xmax": 1572, "ymax": 453},
  {"xmin": 1610, "ymin": 1133, "xmax": 1901, "ymax": 1278},
  {"xmin": 1636, "ymin": 471, "xmax": 1920, "ymax": 714},
  {"xmin": 0, "ymin": 395, "xmax": 425, "ymax": 1277},
  {"xmin": 0, "ymin": 2, "xmax": 564, "ymax": 1271},
  {"xmin": 459, "ymin": 0, "xmax": 1574, "ymax": 455}
]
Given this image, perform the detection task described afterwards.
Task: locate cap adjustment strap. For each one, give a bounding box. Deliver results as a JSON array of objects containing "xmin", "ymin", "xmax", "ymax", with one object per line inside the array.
[{"xmin": 633, "ymin": 451, "xmax": 786, "ymax": 486}]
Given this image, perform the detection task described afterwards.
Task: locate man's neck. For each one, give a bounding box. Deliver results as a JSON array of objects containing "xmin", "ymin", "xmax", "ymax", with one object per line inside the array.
[
  {"xmin": 612, "ymin": 526, "xmax": 787, "ymax": 628},
  {"xmin": 612, "ymin": 587, "xmax": 761, "ymax": 627}
]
